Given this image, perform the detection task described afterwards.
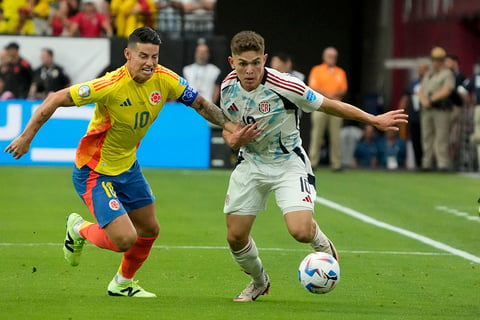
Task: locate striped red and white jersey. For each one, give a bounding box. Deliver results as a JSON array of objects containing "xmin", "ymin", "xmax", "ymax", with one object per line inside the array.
[{"xmin": 220, "ymin": 67, "xmax": 324, "ymax": 164}]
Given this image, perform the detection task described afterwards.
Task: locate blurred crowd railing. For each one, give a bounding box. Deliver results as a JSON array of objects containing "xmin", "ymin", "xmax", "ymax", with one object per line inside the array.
[{"xmin": 0, "ymin": 0, "xmax": 216, "ymax": 39}]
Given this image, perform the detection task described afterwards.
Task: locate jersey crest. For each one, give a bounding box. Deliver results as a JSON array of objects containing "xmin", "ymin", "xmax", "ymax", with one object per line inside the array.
[
  {"xmin": 258, "ymin": 101, "xmax": 271, "ymax": 114},
  {"xmin": 149, "ymin": 91, "xmax": 162, "ymax": 105}
]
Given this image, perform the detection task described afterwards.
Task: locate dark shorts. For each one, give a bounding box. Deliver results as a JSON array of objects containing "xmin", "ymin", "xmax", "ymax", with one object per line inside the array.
[{"xmin": 72, "ymin": 161, "xmax": 155, "ymax": 228}]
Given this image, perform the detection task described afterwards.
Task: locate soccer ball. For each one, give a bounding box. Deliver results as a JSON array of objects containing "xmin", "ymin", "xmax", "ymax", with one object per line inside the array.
[{"xmin": 298, "ymin": 252, "xmax": 340, "ymax": 294}]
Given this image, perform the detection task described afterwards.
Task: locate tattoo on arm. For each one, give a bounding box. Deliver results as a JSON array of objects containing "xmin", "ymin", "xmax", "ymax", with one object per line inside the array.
[
  {"xmin": 66, "ymin": 90, "xmax": 74, "ymax": 105},
  {"xmin": 192, "ymin": 96, "xmax": 229, "ymax": 127}
]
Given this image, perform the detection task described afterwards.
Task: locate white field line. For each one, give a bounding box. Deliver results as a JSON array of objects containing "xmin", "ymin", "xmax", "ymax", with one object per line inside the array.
[
  {"xmin": 434, "ymin": 205, "xmax": 480, "ymax": 222},
  {"xmin": 315, "ymin": 196, "xmax": 480, "ymax": 264},
  {"xmin": 1, "ymin": 199, "xmax": 477, "ymax": 262},
  {"xmin": 0, "ymin": 242, "xmax": 451, "ymax": 256}
]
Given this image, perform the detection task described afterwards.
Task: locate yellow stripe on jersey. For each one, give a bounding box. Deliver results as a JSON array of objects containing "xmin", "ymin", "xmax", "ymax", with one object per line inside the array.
[
  {"xmin": 156, "ymin": 66, "xmax": 179, "ymax": 80},
  {"xmin": 70, "ymin": 64, "xmax": 188, "ymax": 176}
]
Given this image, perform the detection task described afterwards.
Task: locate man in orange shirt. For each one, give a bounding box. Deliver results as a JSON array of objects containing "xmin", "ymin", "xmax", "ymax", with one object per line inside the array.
[{"xmin": 308, "ymin": 47, "xmax": 347, "ymax": 171}]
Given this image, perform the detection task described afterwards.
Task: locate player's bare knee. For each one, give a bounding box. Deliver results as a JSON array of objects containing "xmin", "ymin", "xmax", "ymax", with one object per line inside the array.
[
  {"xmin": 114, "ymin": 235, "xmax": 137, "ymax": 252},
  {"xmin": 290, "ymin": 227, "xmax": 313, "ymax": 243},
  {"xmin": 151, "ymin": 223, "xmax": 160, "ymax": 236},
  {"xmin": 134, "ymin": 219, "xmax": 160, "ymax": 238},
  {"xmin": 144, "ymin": 222, "xmax": 160, "ymax": 237},
  {"xmin": 227, "ymin": 233, "xmax": 248, "ymax": 251}
]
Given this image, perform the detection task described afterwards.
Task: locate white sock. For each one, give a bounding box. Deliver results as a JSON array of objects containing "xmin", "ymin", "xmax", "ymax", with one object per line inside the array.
[
  {"xmin": 114, "ymin": 273, "xmax": 132, "ymax": 284},
  {"xmin": 231, "ymin": 238, "xmax": 265, "ymax": 284},
  {"xmin": 310, "ymin": 222, "xmax": 332, "ymax": 254},
  {"xmin": 72, "ymin": 217, "xmax": 86, "ymax": 239}
]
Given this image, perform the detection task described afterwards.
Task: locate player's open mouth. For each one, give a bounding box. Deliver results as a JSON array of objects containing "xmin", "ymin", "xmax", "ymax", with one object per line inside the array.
[{"xmin": 142, "ymin": 68, "xmax": 153, "ymax": 75}]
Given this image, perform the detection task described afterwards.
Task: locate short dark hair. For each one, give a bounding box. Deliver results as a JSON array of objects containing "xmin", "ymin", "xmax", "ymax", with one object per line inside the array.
[
  {"xmin": 446, "ymin": 54, "xmax": 459, "ymax": 62},
  {"xmin": 5, "ymin": 42, "xmax": 19, "ymax": 50},
  {"xmin": 271, "ymin": 52, "xmax": 292, "ymax": 63},
  {"xmin": 42, "ymin": 48, "xmax": 54, "ymax": 57},
  {"xmin": 230, "ymin": 31, "xmax": 264, "ymax": 55},
  {"xmin": 128, "ymin": 27, "xmax": 162, "ymax": 48}
]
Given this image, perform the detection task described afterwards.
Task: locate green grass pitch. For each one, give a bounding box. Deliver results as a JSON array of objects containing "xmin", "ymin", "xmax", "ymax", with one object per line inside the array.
[{"xmin": 0, "ymin": 166, "xmax": 479, "ymax": 319}]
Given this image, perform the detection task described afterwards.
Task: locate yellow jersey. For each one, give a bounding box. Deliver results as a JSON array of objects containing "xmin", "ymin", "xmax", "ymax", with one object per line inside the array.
[{"xmin": 70, "ymin": 64, "xmax": 197, "ymax": 175}]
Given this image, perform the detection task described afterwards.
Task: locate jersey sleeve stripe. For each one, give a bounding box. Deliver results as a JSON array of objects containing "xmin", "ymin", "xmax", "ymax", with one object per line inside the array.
[
  {"xmin": 266, "ymin": 78, "xmax": 304, "ymax": 96},
  {"xmin": 221, "ymin": 70, "xmax": 238, "ymax": 84},
  {"xmin": 93, "ymin": 77, "xmax": 123, "ymax": 90},
  {"xmin": 222, "ymin": 75, "xmax": 237, "ymax": 83},
  {"xmin": 92, "ymin": 72, "xmax": 126, "ymax": 91},
  {"xmin": 267, "ymin": 73, "xmax": 305, "ymax": 92},
  {"xmin": 156, "ymin": 66, "xmax": 179, "ymax": 80}
]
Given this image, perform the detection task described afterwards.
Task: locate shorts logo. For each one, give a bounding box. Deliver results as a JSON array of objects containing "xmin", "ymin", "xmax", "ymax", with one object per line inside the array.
[
  {"xmin": 225, "ymin": 194, "xmax": 230, "ymax": 205},
  {"xmin": 149, "ymin": 91, "xmax": 162, "ymax": 105},
  {"xmin": 302, "ymin": 195, "xmax": 313, "ymax": 203},
  {"xmin": 306, "ymin": 89, "xmax": 317, "ymax": 102},
  {"xmin": 78, "ymin": 85, "xmax": 91, "ymax": 97},
  {"xmin": 258, "ymin": 101, "xmax": 270, "ymax": 113},
  {"xmin": 109, "ymin": 199, "xmax": 120, "ymax": 211}
]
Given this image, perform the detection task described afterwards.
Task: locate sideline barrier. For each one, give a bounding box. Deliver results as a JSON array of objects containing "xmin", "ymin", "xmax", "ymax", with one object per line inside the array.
[{"xmin": 0, "ymin": 100, "xmax": 210, "ymax": 169}]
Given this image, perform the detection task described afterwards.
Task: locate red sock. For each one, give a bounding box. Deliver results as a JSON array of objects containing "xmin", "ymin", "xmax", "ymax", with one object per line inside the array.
[
  {"xmin": 118, "ymin": 236, "xmax": 157, "ymax": 279},
  {"xmin": 79, "ymin": 222, "xmax": 121, "ymax": 252}
]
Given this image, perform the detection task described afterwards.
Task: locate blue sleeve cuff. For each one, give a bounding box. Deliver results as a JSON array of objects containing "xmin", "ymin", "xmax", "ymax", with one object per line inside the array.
[{"xmin": 178, "ymin": 85, "xmax": 199, "ymax": 106}]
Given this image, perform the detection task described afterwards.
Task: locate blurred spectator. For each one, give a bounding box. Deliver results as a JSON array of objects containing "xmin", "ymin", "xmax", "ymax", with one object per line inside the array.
[
  {"xmin": 69, "ymin": 0, "xmax": 112, "ymax": 37},
  {"xmin": 64, "ymin": 0, "xmax": 81, "ymax": 16},
  {"xmin": 49, "ymin": 0, "xmax": 80, "ymax": 36},
  {"xmin": 154, "ymin": 0, "xmax": 181, "ymax": 39},
  {"xmin": 445, "ymin": 54, "xmax": 466, "ymax": 169},
  {"xmin": 308, "ymin": 46, "xmax": 348, "ymax": 171},
  {"xmin": 353, "ymin": 124, "xmax": 380, "ymax": 169},
  {"xmin": 155, "ymin": 0, "xmax": 216, "ymax": 39},
  {"xmin": 445, "ymin": 54, "xmax": 466, "ymax": 108},
  {"xmin": 378, "ymin": 130, "xmax": 407, "ymax": 169},
  {"xmin": 0, "ymin": 0, "xmax": 26, "ymax": 34},
  {"xmin": 179, "ymin": 0, "xmax": 216, "ymax": 38},
  {"xmin": 460, "ymin": 61, "xmax": 480, "ymax": 170},
  {"xmin": 89, "ymin": 0, "xmax": 110, "ymax": 16},
  {"xmin": 29, "ymin": 48, "xmax": 71, "ymax": 100},
  {"xmin": 397, "ymin": 61, "xmax": 429, "ymax": 169},
  {"xmin": 417, "ymin": 47, "xmax": 455, "ymax": 171},
  {"xmin": 17, "ymin": 0, "xmax": 51, "ymax": 35},
  {"xmin": 269, "ymin": 52, "xmax": 305, "ymax": 82},
  {"xmin": 0, "ymin": 75, "xmax": 14, "ymax": 100},
  {"xmin": 111, "ymin": 0, "xmax": 156, "ymax": 38},
  {"xmin": 2, "ymin": 42, "xmax": 33, "ymax": 99},
  {"xmin": 340, "ymin": 124, "xmax": 363, "ymax": 168},
  {"xmin": 182, "ymin": 41, "xmax": 221, "ymax": 104},
  {"xmin": 0, "ymin": 49, "xmax": 11, "ymax": 76}
]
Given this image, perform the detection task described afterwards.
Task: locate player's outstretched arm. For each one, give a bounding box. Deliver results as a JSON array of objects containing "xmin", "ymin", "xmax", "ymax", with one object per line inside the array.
[
  {"xmin": 4, "ymin": 88, "xmax": 75, "ymax": 159},
  {"xmin": 319, "ymin": 96, "xmax": 408, "ymax": 132}
]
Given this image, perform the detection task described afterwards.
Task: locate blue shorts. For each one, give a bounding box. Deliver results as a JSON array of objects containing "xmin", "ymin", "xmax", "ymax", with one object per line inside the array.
[{"xmin": 72, "ymin": 161, "xmax": 155, "ymax": 228}]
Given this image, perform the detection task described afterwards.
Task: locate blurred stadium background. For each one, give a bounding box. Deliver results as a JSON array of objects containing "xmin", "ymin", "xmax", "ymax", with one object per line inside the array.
[{"xmin": 2, "ymin": 0, "xmax": 480, "ymax": 171}]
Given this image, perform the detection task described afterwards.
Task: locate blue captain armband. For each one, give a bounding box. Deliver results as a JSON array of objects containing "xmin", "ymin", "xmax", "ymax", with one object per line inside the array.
[{"xmin": 178, "ymin": 85, "xmax": 199, "ymax": 106}]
